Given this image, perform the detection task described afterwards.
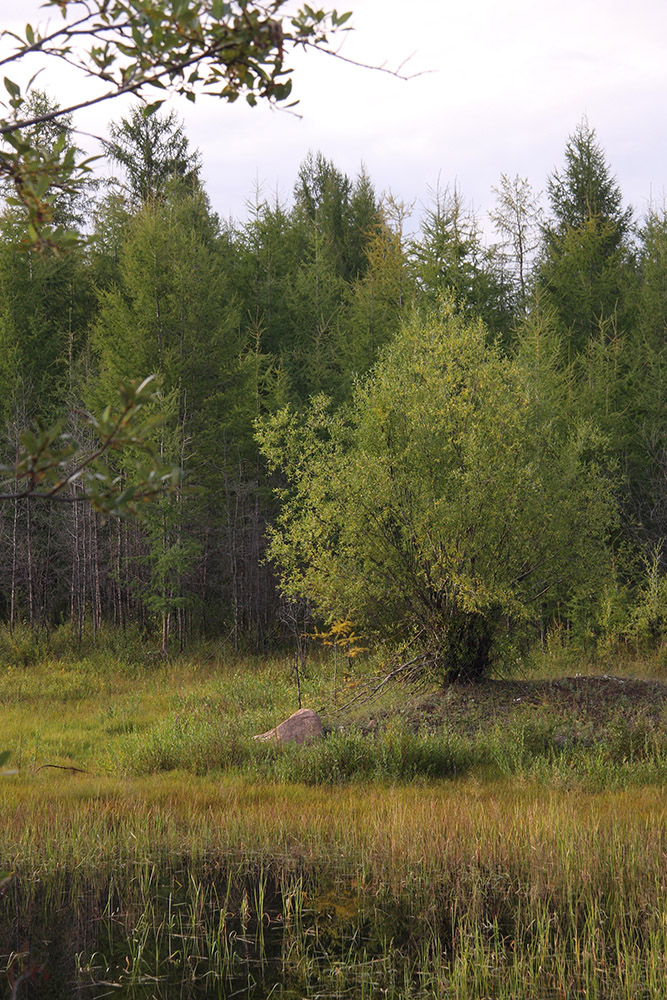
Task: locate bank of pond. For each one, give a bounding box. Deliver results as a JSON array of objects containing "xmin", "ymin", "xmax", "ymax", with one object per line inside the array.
[{"xmin": 2, "ymin": 777, "xmax": 666, "ymax": 998}]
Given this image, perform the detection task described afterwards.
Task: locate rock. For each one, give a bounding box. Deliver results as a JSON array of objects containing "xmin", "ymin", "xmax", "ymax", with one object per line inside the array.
[{"xmin": 253, "ymin": 708, "xmax": 324, "ymax": 745}]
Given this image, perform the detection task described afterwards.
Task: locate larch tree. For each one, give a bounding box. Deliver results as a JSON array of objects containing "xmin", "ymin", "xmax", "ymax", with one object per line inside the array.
[
  {"xmin": 538, "ymin": 119, "xmax": 637, "ymax": 355},
  {"xmin": 335, "ymin": 208, "xmax": 413, "ymax": 394},
  {"xmin": 412, "ymin": 183, "xmax": 513, "ymax": 340},
  {"xmin": 107, "ymin": 106, "xmax": 202, "ymax": 205},
  {"xmin": 490, "ymin": 173, "xmax": 542, "ymax": 315},
  {"xmin": 89, "ymin": 173, "xmax": 236, "ymax": 650}
]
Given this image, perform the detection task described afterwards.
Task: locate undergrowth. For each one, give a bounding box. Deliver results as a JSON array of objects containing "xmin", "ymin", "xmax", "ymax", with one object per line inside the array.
[{"xmin": 112, "ymin": 709, "xmax": 667, "ymax": 788}]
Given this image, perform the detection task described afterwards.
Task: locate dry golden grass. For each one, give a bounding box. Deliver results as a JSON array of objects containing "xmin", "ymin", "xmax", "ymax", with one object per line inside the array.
[{"xmin": 3, "ymin": 772, "xmax": 666, "ymax": 880}]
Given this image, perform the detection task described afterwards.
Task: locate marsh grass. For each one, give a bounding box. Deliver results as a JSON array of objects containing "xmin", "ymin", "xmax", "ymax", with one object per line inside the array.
[
  {"xmin": 2, "ymin": 642, "xmax": 667, "ymax": 996},
  {"xmin": 2, "ymin": 643, "xmax": 667, "ymax": 788},
  {"xmin": 2, "ymin": 777, "xmax": 667, "ymax": 997}
]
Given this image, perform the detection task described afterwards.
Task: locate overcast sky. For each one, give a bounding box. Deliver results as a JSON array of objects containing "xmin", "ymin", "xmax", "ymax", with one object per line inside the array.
[{"xmin": 3, "ymin": 0, "xmax": 667, "ymax": 235}]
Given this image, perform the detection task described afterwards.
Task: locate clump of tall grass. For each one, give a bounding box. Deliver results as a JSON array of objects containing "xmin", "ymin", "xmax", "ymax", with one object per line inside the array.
[
  {"xmin": 114, "ymin": 712, "xmax": 468, "ymax": 782},
  {"xmin": 2, "ymin": 778, "xmax": 667, "ymax": 998},
  {"xmin": 257, "ymin": 727, "xmax": 466, "ymax": 783},
  {"xmin": 113, "ymin": 710, "xmax": 253, "ymax": 775},
  {"xmin": 484, "ymin": 714, "xmax": 667, "ymax": 788},
  {"xmin": 113, "ymin": 700, "xmax": 667, "ymax": 789}
]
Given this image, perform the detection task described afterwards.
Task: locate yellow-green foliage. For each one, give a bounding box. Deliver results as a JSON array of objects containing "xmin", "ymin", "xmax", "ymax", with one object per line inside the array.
[{"xmin": 259, "ymin": 301, "xmax": 617, "ymax": 681}]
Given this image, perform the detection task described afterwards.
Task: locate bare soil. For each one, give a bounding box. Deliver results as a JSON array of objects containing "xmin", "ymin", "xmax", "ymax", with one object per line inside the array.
[{"xmin": 393, "ymin": 675, "xmax": 667, "ymax": 737}]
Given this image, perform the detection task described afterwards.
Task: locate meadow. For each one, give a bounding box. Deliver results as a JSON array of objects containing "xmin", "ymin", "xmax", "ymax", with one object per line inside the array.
[{"xmin": 1, "ymin": 627, "xmax": 666, "ymax": 997}]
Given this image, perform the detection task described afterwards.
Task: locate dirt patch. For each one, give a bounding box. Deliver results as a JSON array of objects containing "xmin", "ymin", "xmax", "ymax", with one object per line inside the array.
[{"xmin": 389, "ymin": 675, "xmax": 667, "ymax": 736}]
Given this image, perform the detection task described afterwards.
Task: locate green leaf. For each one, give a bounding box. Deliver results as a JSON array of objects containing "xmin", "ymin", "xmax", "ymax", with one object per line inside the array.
[
  {"xmin": 3, "ymin": 77, "xmax": 20, "ymax": 99},
  {"xmin": 19, "ymin": 430, "xmax": 38, "ymax": 454},
  {"xmin": 142, "ymin": 100, "xmax": 165, "ymax": 117}
]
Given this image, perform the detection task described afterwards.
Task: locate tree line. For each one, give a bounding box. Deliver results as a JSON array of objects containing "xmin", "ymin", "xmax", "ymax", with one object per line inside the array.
[{"xmin": 1, "ymin": 107, "xmax": 666, "ymax": 668}]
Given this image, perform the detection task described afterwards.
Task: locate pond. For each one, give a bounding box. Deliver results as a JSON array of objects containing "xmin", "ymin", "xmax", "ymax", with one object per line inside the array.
[{"xmin": 4, "ymin": 851, "xmax": 666, "ymax": 999}]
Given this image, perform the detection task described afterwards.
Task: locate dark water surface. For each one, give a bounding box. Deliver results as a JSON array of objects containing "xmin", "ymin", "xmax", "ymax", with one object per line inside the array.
[
  {"xmin": 3, "ymin": 853, "xmax": 664, "ymax": 999},
  {"xmin": 2, "ymin": 864, "xmax": 410, "ymax": 999}
]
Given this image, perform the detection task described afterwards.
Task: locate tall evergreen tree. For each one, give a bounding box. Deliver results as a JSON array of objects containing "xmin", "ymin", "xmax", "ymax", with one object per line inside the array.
[
  {"xmin": 235, "ymin": 188, "xmax": 299, "ymax": 368},
  {"xmin": 619, "ymin": 206, "xmax": 667, "ymax": 561},
  {"xmin": 0, "ymin": 93, "xmax": 97, "ymax": 628},
  {"xmin": 294, "ymin": 152, "xmax": 380, "ymax": 282},
  {"xmin": 638, "ymin": 205, "xmax": 667, "ymax": 351},
  {"xmin": 106, "ymin": 106, "xmax": 202, "ymax": 205},
  {"xmin": 89, "ymin": 181, "xmax": 242, "ymax": 647},
  {"xmin": 286, "ymin": 219, "xmax": 347, "ymax": 399},
  {"xmin": 412, "ymin": 184, "xmax": 513, "ymax": 339},
  {"xmin": 538, "ymin": 119, "xmax": 637, "ymax": 354},
  {"xmin": 346, "ymin": 165, "xmax": 381, "ymax": 279},
  {"xmin": 335, "ymin": 209, "xmax": 413, "ymax": 393}
]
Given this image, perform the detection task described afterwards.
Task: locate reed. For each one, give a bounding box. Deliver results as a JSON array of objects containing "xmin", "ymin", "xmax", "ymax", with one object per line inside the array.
[
  {"xmin": 2, "ymin": 647, "xmax": 666, "ymax": 996},
  {"xmin": 2, "ymin": 777, "xmax": 666, "ymax": 997}
]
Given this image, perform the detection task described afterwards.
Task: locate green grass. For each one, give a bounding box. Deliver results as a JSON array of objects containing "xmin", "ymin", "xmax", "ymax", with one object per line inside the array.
[
  {"xmin": 2, "ymin": 635, "xmax": 667, "ymax": 787},
  {"xmin": 1, "ymin": 634, "xmax": 667, "ymax": 996}
]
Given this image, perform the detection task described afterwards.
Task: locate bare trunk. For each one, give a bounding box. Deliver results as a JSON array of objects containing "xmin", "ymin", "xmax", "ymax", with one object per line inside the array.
[
  {"xmin": 9, "ymin": 496, "xmax": 18, "ymax": 634},
  {"xmin": 26, "ymin": 503, "xmax": 34, "ymax": 628},
  {"xmin": 93, "ymin": 514, "xmax": 102, "ymax": 635}
]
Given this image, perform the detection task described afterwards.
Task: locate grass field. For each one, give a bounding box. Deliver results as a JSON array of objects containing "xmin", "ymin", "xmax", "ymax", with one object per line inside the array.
[{"xmin": 1, "ymin": 631, "xmax": 666, "ymax": 997}]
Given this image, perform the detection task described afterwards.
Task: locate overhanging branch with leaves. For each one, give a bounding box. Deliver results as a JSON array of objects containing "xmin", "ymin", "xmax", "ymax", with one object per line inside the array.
[{"xmin": 0, "ymin": 376, "xmax": 180, "ymax": 516}]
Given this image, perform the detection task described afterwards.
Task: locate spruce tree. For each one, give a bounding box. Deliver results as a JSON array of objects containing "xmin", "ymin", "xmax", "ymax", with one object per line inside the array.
[{"xmin": 412, "ymin": 184, "xmax": 513, "ymax": 339}]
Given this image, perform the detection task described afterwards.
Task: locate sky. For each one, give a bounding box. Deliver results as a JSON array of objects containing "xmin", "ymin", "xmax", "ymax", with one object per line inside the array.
[{"xmin": 3, "ymin": 0, "xmax": 667, "ymax": 237}]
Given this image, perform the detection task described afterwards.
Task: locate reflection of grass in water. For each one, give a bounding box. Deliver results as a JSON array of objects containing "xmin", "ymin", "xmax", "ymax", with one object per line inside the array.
[{"xmin": 2, "ymin": 776, "xmax": 667, "ymax": 996}]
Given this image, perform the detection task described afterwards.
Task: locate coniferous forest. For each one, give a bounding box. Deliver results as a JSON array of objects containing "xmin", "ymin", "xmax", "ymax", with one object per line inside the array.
[{"xmin": 2, "ymin": 106, "xmax": 667, "ymax": 669}]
